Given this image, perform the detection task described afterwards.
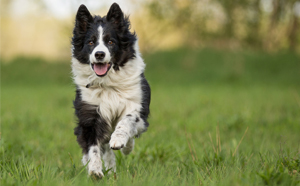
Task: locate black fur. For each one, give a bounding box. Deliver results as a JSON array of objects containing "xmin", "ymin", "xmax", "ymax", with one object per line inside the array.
[
  {"xmin": 73, "ymin": 88, "xmax": 111, "ymax": 154},
  {"xmin": 140, "ymin": 73, "xmax": 151, "ymax": 128}
]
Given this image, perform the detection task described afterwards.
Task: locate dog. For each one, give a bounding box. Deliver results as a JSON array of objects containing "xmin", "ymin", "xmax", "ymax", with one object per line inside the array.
[{"xmin": 71, "ymin": 3, "xmax": 150, "ymax": 178}]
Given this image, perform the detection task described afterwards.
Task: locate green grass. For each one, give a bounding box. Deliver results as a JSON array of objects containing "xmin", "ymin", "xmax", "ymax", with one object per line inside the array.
[{"xmin": 1, "ymin": 49, "xmax": 300, "ymax": 185}]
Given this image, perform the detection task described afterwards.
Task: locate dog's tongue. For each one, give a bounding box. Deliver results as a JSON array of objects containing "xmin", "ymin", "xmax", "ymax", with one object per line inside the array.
[{"xmin": 93, "ymin": 63, "xmax": 108, "ymax": 76}]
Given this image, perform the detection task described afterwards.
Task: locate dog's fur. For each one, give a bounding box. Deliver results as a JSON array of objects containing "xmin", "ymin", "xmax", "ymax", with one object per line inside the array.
[{"xmin": 71, "ymin": 3, "xmax": 150, "ymax": 178}]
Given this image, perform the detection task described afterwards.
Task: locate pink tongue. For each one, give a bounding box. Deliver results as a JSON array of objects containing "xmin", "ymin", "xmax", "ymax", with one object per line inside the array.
[{"xmin": 93, "ymin": 63, "xmax": 108, "ymax": 76}]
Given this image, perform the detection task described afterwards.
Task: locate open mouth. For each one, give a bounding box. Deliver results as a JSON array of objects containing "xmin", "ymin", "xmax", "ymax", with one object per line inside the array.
[{"xmin": 91, "ymin": 62, "xmax": 112, "ymax": 77}]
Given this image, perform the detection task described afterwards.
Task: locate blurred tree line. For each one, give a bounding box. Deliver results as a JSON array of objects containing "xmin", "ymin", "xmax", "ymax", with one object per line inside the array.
[
  {"xmin": 1, "ymin": 0, "xmax": 299, "ymax": 60},
  {"xmin": 146, "ymin": 0, "xmax": 300, "ymax": 52}
]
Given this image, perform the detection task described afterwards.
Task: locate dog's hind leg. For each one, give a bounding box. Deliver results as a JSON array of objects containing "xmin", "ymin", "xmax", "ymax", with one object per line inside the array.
[
  {"xmin": 102, "ymin": 144, "xmax": 116, "ymax": 173},
  {"xmin": 121, "ymin": 138, "xmax": 135, "ymax": 155}
]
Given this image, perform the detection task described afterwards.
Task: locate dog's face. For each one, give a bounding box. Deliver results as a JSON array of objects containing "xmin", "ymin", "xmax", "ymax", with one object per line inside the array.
[{"xmin": 72, "ymin": 3, "xmax": 137, "ymax": 77}]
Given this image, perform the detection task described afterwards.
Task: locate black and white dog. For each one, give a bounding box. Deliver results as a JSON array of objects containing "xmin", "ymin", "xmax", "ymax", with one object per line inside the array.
[{"xmin": 71, "ymin": 3, "xmax": 150, "ymax": 178}]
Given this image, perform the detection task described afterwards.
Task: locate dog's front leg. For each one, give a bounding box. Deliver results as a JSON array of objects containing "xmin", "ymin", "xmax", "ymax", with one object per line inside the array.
[
  {"xmin": 109, "ymin": 112, "xmax": 146, "ymax": 150},
  {"xmin": 82, "ymin": 144, "xmax": 104, "ymax": 178}
]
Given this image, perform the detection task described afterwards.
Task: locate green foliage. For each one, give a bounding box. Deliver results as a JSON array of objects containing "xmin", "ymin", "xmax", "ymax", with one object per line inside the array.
[
  {"xmin": 1, "ymin": 49, "xmax": 300, "ymax": 185},
  {"xmin": 146, "ymin": 0, "xmax": 300, "ymax": 51}
]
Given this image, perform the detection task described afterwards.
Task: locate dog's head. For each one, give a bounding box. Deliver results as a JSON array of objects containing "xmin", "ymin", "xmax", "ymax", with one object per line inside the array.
[{"xmin": 72, "ymin": 3, "xmax": 137, "ymax": 77}]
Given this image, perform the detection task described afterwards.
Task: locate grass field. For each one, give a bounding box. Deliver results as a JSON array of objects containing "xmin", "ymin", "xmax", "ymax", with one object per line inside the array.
[{"xmin": 1, "ymin": 49, "xmax": 300, "ymax": 185}]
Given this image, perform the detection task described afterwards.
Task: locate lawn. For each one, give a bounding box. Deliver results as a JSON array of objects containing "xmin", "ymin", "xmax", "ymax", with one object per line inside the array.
[{"xmin": 1, "ymin": 49, "xmax": 300, "ymax": 185}]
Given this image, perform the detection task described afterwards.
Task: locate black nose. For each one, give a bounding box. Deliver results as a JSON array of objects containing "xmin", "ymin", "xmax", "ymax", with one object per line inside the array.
[{"xmin": 95, "ymin": 51, "xmax": 105, "ymax": 60}]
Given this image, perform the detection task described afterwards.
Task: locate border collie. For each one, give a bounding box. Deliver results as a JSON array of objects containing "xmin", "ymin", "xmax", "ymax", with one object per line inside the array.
[{"xmin": 71, "ymin": 3, "xmax": 150, "ymax": 178}]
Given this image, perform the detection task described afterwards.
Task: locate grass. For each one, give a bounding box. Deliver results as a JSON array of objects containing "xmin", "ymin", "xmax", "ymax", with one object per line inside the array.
[{"xmin": 1, "ymin": 49, "xmax": 300, "ymax": 185}]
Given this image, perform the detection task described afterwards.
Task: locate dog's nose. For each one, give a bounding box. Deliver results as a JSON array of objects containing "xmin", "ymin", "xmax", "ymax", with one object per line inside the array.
[{"xmin": 95, "ymin": 51, "xmax": 105, "ymax": 60}]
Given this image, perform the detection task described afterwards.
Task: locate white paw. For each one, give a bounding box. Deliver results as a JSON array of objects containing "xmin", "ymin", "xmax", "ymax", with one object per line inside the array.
[
  {"xmin": 89, "ymin": 169, "xmax": 104, "ymax": 179},
  {"xmin": 109, "ymin": 132, "xmax": 129, "ymax": 150},
  {"xmin": 88, "ymin": 160, "xmax": 104, "ymax": 179}
]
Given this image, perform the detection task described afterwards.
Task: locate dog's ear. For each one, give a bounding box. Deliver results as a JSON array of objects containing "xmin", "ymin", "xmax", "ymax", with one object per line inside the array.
[
  {"xmin": 75, "ymin": 4, "xmax": 93, "ymax": 32},
  {"xmin": 107, "ymin": 3, "xmax": 124, "ymax": 25}
]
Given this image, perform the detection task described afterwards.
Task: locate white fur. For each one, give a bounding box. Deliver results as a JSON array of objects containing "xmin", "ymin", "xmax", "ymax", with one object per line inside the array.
[
  {"xmin": 89, "ymin": 26, "xmax": 111, "ymax": 65},
  {"xmin": 82, "ymin": 144, "xmax": 116, "ymax": 175},
  {"xmin": 110, "ymin": 112, "xmax": 145, "ymax": 149},
  {"xmin": 82, "ymin": 154, "xmax": 89, "ymax": 165},
  {"xmin": 86, "ymin": 145, "xmax": 104, "ymax": 177}
]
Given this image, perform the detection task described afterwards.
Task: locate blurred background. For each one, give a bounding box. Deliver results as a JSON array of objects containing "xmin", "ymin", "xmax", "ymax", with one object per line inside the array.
[
  {"xmin": 1, "ymin": 1, "xmax": 300, "ymax": 184},
  {"xmin": 1, "ymin": 0, "xmax": 300, "ymax": 60}
]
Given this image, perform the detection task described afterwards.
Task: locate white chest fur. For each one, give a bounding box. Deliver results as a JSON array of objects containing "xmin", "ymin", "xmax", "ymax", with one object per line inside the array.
[
  {"xmin": 80, "ymin": 81, "xmax": 142, "ymax": 125},
  {"xmin": 71, "ymin": 47, "xmax": 145, "ymax": 126}
]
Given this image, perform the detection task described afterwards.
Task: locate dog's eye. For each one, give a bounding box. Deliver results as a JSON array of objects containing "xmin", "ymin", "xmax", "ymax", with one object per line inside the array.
[
  {"xmin": 108, "ymin": 41, "xmax": 114, "ymax": 45},
  {"xmin": 88, "ymin": 41, "xmax": 94, "ymax": 45}
]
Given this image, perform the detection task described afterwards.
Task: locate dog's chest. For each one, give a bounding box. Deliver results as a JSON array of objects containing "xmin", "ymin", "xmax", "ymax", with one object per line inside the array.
[{"xmin": 80, "ymin": 85, "xmax": 142, "ymax": 125}]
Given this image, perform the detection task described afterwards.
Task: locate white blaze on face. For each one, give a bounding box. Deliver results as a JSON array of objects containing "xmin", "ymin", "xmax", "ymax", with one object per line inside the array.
[{"xmin": 89, "ymin": 26, "xmax": 111, "ymax": 64}]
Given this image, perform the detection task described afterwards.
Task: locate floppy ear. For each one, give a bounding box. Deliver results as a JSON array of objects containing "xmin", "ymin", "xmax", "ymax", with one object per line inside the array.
[
  {"xmin": 107, "ymin": 3, "xmax": 124, "ymax": 25},
  {"xmin": 75, "ymin": 4, "xmax": 93, "ymax": 32}
]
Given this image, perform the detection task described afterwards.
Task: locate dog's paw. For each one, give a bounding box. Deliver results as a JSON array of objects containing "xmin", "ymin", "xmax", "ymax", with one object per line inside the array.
[
  {"xmin": 88, "ymin": 158, "xmax": 104, "ymax": 179},
  {"xmin": 109, "ymin": 132, "xmax": 128, "ymax": 150},
  {"xmin": 89, "ymin": 169, "xmax": 104, "ymax": 179}
]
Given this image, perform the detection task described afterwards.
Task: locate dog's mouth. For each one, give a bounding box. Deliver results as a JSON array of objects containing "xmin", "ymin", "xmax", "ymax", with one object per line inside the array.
[{"xmin": 91, "ymin": 62, "xmax": 112, "ymax": 77}]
